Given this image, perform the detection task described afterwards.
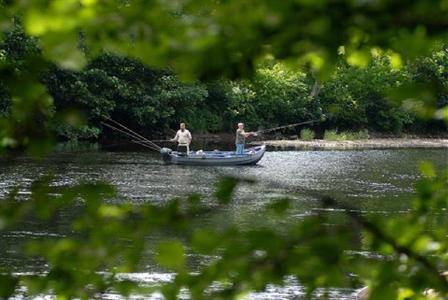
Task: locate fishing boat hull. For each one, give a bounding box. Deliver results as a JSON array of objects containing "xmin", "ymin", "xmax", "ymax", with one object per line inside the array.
[{"xmin": 161, "ymin": 145, "xmax": 266, "ymax": 166}]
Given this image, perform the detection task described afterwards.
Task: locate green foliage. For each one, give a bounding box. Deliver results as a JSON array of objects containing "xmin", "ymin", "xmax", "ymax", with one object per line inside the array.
[
  {"xmin": 0, "ymin": 177, "xmax": 197, "ymax": 299},
  {"xmin": 204, "ymin": 64, "xmax": 324, "ymax": 132},
  {"xmin": 324, "ymin": 129, "xmax": 370, "ymax": 141},
  {"xmin": 0, "ymin": 1, "xmax": 446, "ymax": 151},
  {"xmin": 156, "ymin": 241, "xmax": 186, "ymax": 271},
  {"xmin": 0, "ymin": 19, "xmax": 40, "ymax": 68},
  {"xmin": 35, "ymin": 49, "xmax": 448, "ymax": 139},
  {"xmin": 1, "ymin": 1, "xmax": 448, "ymax": 299},
  {"xmin": 0, "ymin": 169, "xmax": 447, "ymax": 299},
  {"xmin": 214, "ymin": 176, "xmax": 238, "ymax": 204},
  {"xmin": 42, "ymin": 53, "xmax": 210, "ymax": 139},
  {"xmin": 2, "ymin": 0, "xmax": 446, "ymax": 79},
  {"xmin": 0, "ymin": 83, "xmax": 9, "ymax": 118},
  {"xmin": 354, "ymin": 166, "xmax": 448, "ymax": 298},
  {"xmin": 42, "ymin": 67, "xmax": 114, "ymax": 140},
  {"xmin": 1, "ymin": 25, "xmax": 447, "ymax": 142},
  {"xmin": 249, "ymin": 64, "xmax": 321, "ymax": 127},
  {"xmin": 320, "ymin": 54, "xmax": 413, "ymax": 133},
  {"xmin": 151, "ymin": 71, "xmax": 209, "ymax": 132},
  {"xmin": 300, "ymin": 128, "xmax": 315, "ymax": 140},
  {"xmin": 0, "ymin": 19, "xmax": 54, "ymax": 155},
  {"xmin": 402, "ymin": 46, "xmax": 448, "ymax": 132},
  {"xmin": 323, "ymin": 129, "xmax": 340, "ymax": 141},
  {"xmin": 85, "ymin": 53, "xmax": 175, "ymax": 133},
  {"xmin": 0, "ymin": 274, "xmax": 18, "ymax": 299}
]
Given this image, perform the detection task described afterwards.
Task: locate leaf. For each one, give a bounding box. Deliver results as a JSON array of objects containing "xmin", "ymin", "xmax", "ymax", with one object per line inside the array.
[
  {"xmin": 25, "ymin": 9, "xmax": 49, "ymax": 36},
  {"xmin": 0, "ymin": 274, "xmax": 19, "ymax": 299},
  {"xmin": 192, "ymin": 229, "xmax": 221, "ymax": 254},
  {"xmin": 267, "ymin": 198, "xmax": 290, "ymax": 216},
  {"xmin": 214, "ymin": 176, "xmax": 238, "ymax": 204},
  {"xmin": 155, "ymin": 241, "xmax": 185, "ymax": 271},
  {"xmin": 40, "ymin": 31, "xmax": 87, "ymax": 70},
  {"xmin": 26, "ymin": 137, "xmax": 55, "ymax": 159},
  {"xmin": 347, "ymin": 50, "xmax": 370, "ymax": 67},
  {"xmin": 419, "ymin": 161, "xmax": 436, "ymax": 178},
  {"xmin": 387, "ymin": 82, "xmax": 438, "ymax": 119}
]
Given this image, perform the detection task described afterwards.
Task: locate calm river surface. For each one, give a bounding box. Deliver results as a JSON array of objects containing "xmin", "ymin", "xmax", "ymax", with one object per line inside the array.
[{"xmin": 0, "ymin": 148, "xmax": 447, "ymax": 299}]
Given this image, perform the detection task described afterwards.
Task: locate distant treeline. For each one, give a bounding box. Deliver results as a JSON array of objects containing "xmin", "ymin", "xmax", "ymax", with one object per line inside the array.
[{"xmin": 1, "ymin": 25, "xmax": 447, "ymax": 141}]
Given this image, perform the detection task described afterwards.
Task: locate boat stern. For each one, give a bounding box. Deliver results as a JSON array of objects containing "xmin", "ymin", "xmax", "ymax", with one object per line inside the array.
[{"xmin": 160, "ymin": 147, "xmax": 173, "ymax": 162}]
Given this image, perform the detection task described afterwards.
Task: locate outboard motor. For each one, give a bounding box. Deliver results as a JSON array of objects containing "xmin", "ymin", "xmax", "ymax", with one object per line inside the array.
[{"xmin": 160, "ymin": 147, "xmax": 173, "ymax": 162}]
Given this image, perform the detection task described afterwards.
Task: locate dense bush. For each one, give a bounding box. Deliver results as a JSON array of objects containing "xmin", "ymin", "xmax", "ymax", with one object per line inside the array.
[
  {"xmin": 324, "ymin": 129, "xmax": 370, "ymax": 141},
  {"xmin": 247, "ymin": 64, "xmax": 323, "ymax": 130},
  {"xmin": 1, "ymin": 2, "xmax": 447, "ymax": 299},
  {"xmin": 44, "ymin": 54, "xmax": 210, "ymax": 139},
  {"xmin": 1, "ymin": 27, "xmax": 446, "ymax": 141},
  {"xmin": 319, "ymin": 55, "xmax": 414, "ymax": 133},
  {"xmin": 300, "ymin": 128, "xmax": 315, "ymax": 140},
  {"xmin": 0, "ymin": 83, "xmax": 9, "ymax": 117},
  {"xmin": 406, "ymin": 47, "xmax": 448, "ymax": 133}
]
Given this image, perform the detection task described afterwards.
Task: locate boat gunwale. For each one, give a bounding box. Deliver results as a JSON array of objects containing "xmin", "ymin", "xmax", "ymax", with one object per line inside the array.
[{"xmin": 165, "ymin": 145, "xmax": 266, "ymax": 165}]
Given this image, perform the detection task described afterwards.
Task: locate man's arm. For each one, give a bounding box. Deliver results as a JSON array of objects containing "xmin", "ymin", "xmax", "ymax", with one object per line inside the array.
[
  {"xmin": 171, "ymin": 131, "xmax": 179, "ymax": 142},
  {"xmin": 187, "ymin": 131, "xmax": 192, "ymax": 144}
]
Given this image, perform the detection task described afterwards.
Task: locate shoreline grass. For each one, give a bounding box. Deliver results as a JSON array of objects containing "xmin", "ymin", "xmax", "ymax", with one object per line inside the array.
[{"xmin": 323, "ymin": 129, "xmax": 370, "ymax": 141}]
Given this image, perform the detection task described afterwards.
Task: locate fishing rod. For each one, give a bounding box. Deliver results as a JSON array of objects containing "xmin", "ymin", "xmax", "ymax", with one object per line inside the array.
[
  {"xmin": 133, "ymin": 140, "xmax": 162, "ymax": 151},
  {"xmin": 101, "ymin": 121, "xmax": 159, "ymax": 151},
  {"xmin": 104, "ymin": 118, "xmax": 162, "ymax": 151},
  {"xmin": 101, "ymin": 120, "xmax": 161, "ymax": 151},
  {"xmin": 104, "ymin": 117, "xmax": 161, "ymax": 151},
  {"xmin": 131, "ymin": 140, "xmax": 161, "ymax": 150},
  {"xmin": 254, "ymin": 119, "xmax": 322, "ymax": 135}
]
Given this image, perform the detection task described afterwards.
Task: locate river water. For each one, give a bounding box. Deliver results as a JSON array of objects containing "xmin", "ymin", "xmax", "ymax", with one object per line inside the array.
[{"xmin": 0, "ymin": 147, "xmax": 447, "ymax": 299}]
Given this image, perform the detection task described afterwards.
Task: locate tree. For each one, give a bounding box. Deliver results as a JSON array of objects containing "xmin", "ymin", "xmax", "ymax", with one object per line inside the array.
[
  {"xmin": 5, "ymin": 0, "xmax": 447, "ymax": 79},
  {"xmin": 406, "ymin": 46, "xmax": 448, "ymax": 133},
  {"xmin": 320, "ymin": 54, "xmax": 413, "ymax": 133},
  {"xmin": 0, "ymin": 1, "xmax": 447, "ymax": 299},
  {"xmin": 251, "ymin": 63, "xmax": 322, "ymax": 129}
]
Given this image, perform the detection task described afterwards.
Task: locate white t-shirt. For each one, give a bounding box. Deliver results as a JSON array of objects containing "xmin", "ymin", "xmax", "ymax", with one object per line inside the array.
[{"xmin": 174, "ymin": 129, "xmax": 192, "ymax": 145}]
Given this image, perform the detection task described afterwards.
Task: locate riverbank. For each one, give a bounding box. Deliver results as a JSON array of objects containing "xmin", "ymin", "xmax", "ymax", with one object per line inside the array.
[{"xmin": 252, "ymin": 138, "xmax": 448, "ymax": 150}]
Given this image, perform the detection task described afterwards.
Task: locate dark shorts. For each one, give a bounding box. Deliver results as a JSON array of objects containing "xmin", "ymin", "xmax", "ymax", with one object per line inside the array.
[{"xmin": 177, "ymin": 145, "xmax": 189, "ymax": 156}]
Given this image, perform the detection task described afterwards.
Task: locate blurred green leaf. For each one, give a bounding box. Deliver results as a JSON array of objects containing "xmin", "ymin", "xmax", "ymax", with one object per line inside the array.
[
  {"xmin": 347, "ymin": 50, "xmax": 370, "ymax": 68},
  {"xmin": 388, "ymin": 82, "xmax": 438, "ymax": 119},
  {"xmin": 0, "ymin": 274, "xmax": 18, "ymax": 299},
  {"xmin": 0, "ymin": 1, "xmax": 448, "ymax": 299},
  {"xmin": 192, "ymin": 228, "xmax": 221, "ymax": 254},
  {"xmin": 419, "ymin": 161, "xmax": 436, "ymax": 178},
  {"xmin": 267, "ymin": 198, "xmax": 290, "ymax": 216},
  {"xmin": 155, "ymin": 241, "xmax": 185, "ymax": 271},
  {"xmin": 214, "ymin": 176, "xmax": 238, "ymax": 204}
]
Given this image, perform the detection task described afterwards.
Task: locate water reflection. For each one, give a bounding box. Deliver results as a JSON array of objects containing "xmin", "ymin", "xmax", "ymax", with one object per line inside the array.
[{"xmin": 0, "ymin": 148, "xmax": 447, "ymax": 299}]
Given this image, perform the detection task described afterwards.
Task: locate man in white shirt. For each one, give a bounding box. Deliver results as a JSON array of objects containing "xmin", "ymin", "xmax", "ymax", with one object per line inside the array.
[{"xmin": 171, "ymin": 123, "xmax": 192, "ymax": 155}]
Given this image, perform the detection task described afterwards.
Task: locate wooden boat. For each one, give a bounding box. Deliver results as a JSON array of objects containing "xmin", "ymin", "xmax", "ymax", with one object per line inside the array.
[{"xmin": 160, "ymin": 145, "xmax": 266, "ymax": 166}]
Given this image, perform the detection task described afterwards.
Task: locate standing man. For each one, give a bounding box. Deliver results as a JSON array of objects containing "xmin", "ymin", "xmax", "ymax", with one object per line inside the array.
[
  {"xmin": 235, "ymin": 122, "xmax": 254, "ymax": 155},
  {"xmin": 171, "ymin": 122, "xmax": 192, "ymax": 155}
]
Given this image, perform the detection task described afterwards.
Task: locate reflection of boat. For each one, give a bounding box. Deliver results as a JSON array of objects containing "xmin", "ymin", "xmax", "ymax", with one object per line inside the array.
[{"xmin": 160, "ymin": 145, "xmax": 266, "ymax": 166}]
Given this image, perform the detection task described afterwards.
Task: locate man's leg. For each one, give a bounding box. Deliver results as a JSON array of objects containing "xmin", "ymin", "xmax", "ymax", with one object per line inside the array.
[
  {"xmin": 177, "ymin": 145, "xmax": 188, "ymax": 155},
  {"xmin": 236, "ymin": 144, "xmax": 244, "ymax": 154}
]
